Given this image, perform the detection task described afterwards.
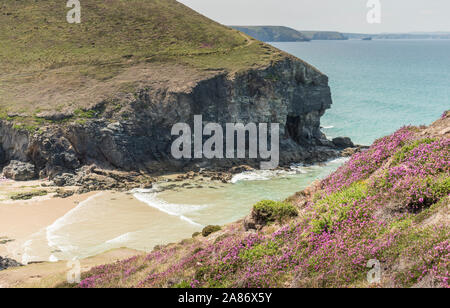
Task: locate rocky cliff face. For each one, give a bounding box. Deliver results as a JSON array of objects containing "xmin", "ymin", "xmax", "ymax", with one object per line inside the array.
[{"xmin": 0, "ymin": 56, "xmax": 343, "ymax": 180}]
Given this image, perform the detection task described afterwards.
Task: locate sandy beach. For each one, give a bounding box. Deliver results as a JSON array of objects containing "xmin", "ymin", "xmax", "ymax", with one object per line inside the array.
[
  {"xmin": 0, "ymin": 248, "xmax": 142, "ymax": 288},
  {"xmin": 0, "ymin": 179, "xmax": 142, "ymax": 288},
  {"xmin": 0, "ymin": 179, "xmax": 96, "ymax": 258}
]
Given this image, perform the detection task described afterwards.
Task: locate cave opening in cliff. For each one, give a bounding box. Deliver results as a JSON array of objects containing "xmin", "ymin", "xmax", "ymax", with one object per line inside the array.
[{"xmin": 286, "ymin": 115, "xmax": 301, "ymax": 143}]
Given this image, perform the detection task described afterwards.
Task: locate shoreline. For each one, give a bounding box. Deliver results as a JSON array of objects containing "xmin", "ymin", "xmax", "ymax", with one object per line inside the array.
[
  {"xmin": 0, "ymin": 187, "xmax": 143, "ymax": 288},
  {"xmin": 0, "ymin": 248, "xmax": 143, "ymax": 288},
  {"xmin": 51, "ymin": 144, "xmax": 362, "ymax": 194},
  {"xmin": 0, "ymin": 185, "xmax": 98, "ymax": 260},
  {"xmin": 0, "ymin": 156, "xmax": 350, "ymax": 287}
]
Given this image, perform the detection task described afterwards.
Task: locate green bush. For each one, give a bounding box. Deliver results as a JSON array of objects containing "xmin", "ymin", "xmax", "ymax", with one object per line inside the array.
[
  {"xmin": 239, "ymin": 242, "xmax": 279, "ymax": 262},
  {"xmin": 192, "ymin": 247, "xmax": 203, "ymax": 254},
  {"xmin": 311, "ymin": 214, "xmax": 333, "ymax": 234},
  {"xmin": 431, "ymin": 176, "xmax": 450, "ymax": 198},
  {"xmin": 253, "ymin": 200, "xmax": 298, "ymax": 224},
  {"xmin": 311, "ymin": 182, "xmax": 367, "ymax": 234},
  {"xmin": 202, "ymin": 225, "xmax": 221, "ymax": 237}
]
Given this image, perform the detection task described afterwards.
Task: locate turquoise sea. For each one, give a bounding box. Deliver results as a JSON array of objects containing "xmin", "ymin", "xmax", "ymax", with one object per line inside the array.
[{"xmin": 272, "ymin": 40, "xmax": 450, "ymax": 145}]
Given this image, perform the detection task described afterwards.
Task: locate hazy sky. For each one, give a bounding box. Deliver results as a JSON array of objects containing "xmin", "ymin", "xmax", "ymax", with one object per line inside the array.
[{"xmin": 178, "ymin": 0, "xmax": 450, "ymax": 33}]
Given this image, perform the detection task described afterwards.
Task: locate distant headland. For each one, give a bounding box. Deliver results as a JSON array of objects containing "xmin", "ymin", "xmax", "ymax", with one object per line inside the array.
[
  {"xmin": 231, "ymin": 26, "xmax": 450, "ymax": 42},
  {"xmin": 231, "ymin": 26, "xmax": 347, "ymax": 41}
]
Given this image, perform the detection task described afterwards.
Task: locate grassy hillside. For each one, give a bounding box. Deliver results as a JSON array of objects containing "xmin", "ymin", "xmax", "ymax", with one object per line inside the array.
[
  {"xmin": 231, "ymin": 26, "xmax": 310, "ymax": 42},
  {"xmin": 70, "ymin": 112, "xmax": 450, "ymax": 288},
  {"xmin": 0, "ymin": 0, "xmax": 284, "ymax": 119}
]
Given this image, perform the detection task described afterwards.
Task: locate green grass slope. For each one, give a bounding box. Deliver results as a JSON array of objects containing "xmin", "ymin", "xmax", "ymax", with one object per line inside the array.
[{"xmin": 0, "ymin": 0, "xmax": 284, "ymax": 118}]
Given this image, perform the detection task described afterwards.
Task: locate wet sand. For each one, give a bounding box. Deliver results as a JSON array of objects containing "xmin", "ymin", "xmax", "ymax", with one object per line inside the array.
[
  {"xmin": 0, "ymin": 180, "xmax": 143, "ymax": 288},
  {"xmin": 0, "ymin": 179, "xmax": 96, "ymax": 258}
]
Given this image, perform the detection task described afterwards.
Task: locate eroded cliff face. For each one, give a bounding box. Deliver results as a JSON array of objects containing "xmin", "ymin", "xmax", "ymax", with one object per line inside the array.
[
  {"xmin": 0, "ymin": 56, "xmax": 342, "ymax": 179},
  {"xmin": 0, "ymin": 123, "xmax": 29, "ymax": 164}
]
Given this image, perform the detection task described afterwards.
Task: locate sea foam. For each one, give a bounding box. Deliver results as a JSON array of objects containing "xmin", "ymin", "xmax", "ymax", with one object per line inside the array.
[
  {"xmin": 133, "ymin": 187, "xmax": 205, "ymax": 227},
  {"xmin": 45, "ymin": 192, "xmax": 103, "ymax": 257}
]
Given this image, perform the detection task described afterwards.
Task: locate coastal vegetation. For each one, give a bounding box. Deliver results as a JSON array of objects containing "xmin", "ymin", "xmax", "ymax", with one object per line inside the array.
[
  {"xmin": 10, "ymin": 190, "xmax": 48, "ymax": 201},
  {"xmin": 252, "ymin": 200, "xmax": 298, "ymax": 225},
  {"xmin": 201, "ymin": 225, "xmax": 222, "ymax": 237},
  {"xmin": 73, "ymin": 112, "xmax": 449, "ymax": 289},
  {"xmin": 1, "ymin": 0, "xmax": 333, "ymax": 179}
]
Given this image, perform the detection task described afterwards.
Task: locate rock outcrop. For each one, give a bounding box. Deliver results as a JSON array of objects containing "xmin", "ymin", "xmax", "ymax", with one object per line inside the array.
[
  {"xmin": 0, "ymin": 57, "xmax": 348, "ymax": 183},
  {"xmin": 0, "ymin": 257, "xmax": 22, "ymax": 271},
  {"xmin": 332, "ymin": 137, "xmax": 354, "ymax": 148},
  {"xmin": 2, "ymin": 160, "xmax": 36, "ymax": 181}
]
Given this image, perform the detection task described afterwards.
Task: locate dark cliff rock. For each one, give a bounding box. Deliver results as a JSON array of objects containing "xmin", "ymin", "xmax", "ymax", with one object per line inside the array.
[
  {"xmin": 332, "ymin": 137, "xmax": 355, "ymax": 149},
  {"xmin": 3, "ymin": 160, "xmax": 37, "ymax": 181},
  {"xmin": 0, "ymin": 56, "xmax": 346, "ymax": 182}
]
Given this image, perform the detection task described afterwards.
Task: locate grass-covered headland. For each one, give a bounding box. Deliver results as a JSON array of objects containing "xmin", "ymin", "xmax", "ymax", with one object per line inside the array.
[
  {"xmin": 73, "ymin": 112, "xmax": 449, "ymax": 288},
  {"xmin": 0, "ymin": 0, "xmax": 284, "ymax": 126}
]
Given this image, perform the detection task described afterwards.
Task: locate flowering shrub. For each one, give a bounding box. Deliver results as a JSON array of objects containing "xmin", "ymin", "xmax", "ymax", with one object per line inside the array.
[
  {"xmin": 78, "ymin": 118, "xmax": 449, "ymax": 289},
  {"xmin": 310, "ymin": 181, "xmax": 368, "ymax": 234},
  {"xmin": 371, "ymin": 138, "xmax": 449, "ymax": 209},
  {"xmin": 323, "ymin": 127, "xmax": 415, "ymax": 193},
  {"xmin": 390, "ymin": 225, "xmax": 449, "ymax": 288}
]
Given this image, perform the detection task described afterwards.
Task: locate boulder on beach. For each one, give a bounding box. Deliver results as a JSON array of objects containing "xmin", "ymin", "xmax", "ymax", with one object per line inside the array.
[
  {"xmin": 2, "ymin": 160, "xmax": 37, "ymax": 181},
  {"xmin": 332, "ymin": 137, "xmax": 355, "ymax": 148},
  {"xmin": 0, "ymin": 256, "xmax": 23, "ymax": 271}
]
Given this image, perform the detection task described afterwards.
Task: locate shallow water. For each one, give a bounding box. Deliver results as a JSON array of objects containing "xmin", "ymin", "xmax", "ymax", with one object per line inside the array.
[{"xmin": 17, "ymin": 159, "xmax": 346, "ymax": 263}]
